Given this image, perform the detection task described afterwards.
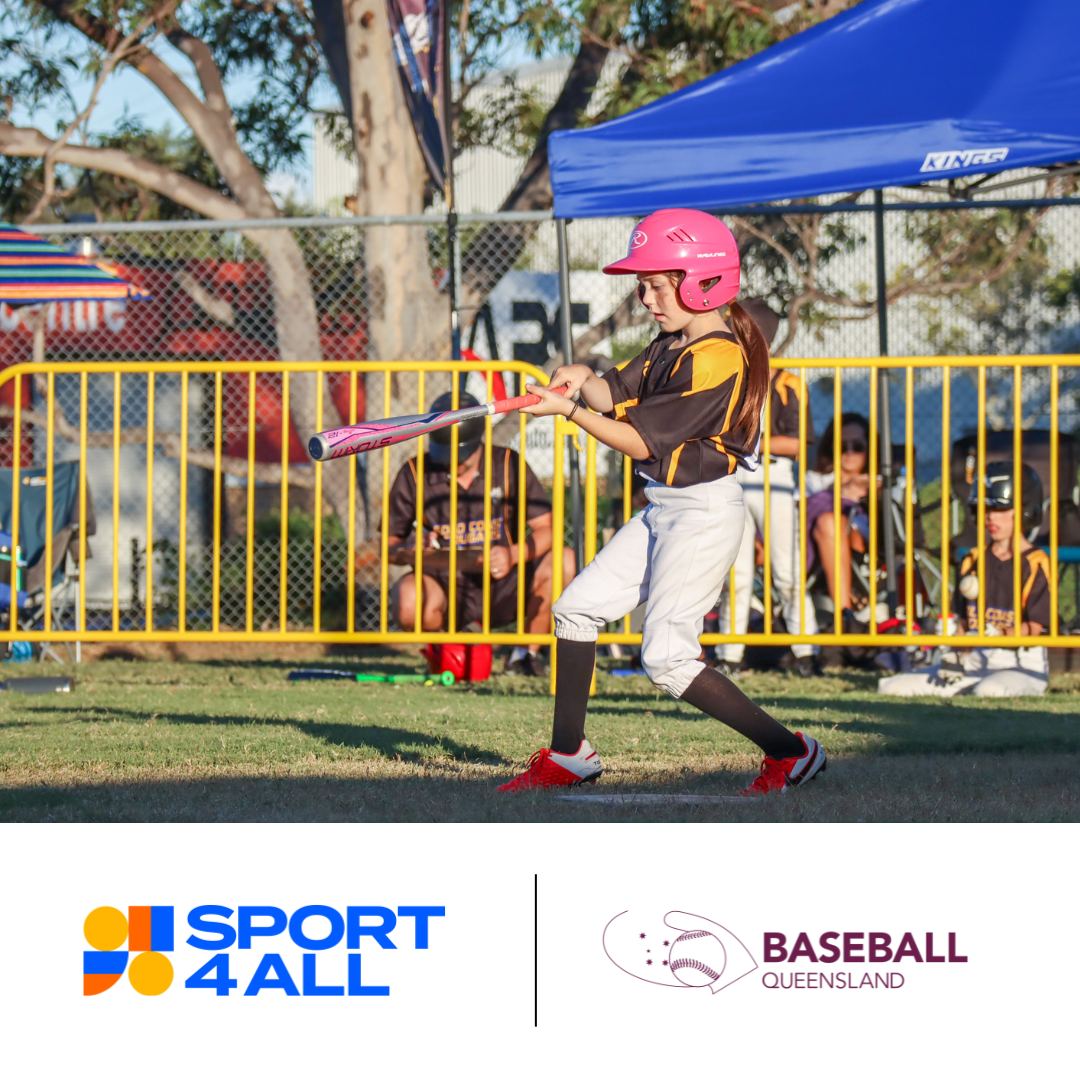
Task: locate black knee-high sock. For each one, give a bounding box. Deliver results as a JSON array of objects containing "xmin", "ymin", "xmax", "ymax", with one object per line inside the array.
[
  {"xmin": 550, "ymin": 638, "xmax": 596, "ymax": 754},
  {"xmin": 680, "ymin": 667, "xmax": 804, "ymax": 760}
]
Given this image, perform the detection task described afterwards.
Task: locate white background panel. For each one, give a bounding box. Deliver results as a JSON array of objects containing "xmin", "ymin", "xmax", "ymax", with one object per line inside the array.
[{"xmin": 1, "ymin": 823, "xmax": 1072, "ymax": 1077}]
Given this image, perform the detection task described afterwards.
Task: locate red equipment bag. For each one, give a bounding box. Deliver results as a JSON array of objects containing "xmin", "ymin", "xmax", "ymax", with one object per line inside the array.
[{"xmin": 424, "ymin": 643, "xmax": 492, "ymax": 683}]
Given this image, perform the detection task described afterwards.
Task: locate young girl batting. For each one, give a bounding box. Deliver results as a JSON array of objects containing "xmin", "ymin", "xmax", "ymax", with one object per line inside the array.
[{"xmin": 498, "ymin": 208, "xmax": 826, "ymax": 796}]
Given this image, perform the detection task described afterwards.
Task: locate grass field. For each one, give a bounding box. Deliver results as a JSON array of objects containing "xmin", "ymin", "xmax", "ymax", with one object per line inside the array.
[{"xmin": 1, "ymin": 648, "xmax": 1078, "ymax": 823}]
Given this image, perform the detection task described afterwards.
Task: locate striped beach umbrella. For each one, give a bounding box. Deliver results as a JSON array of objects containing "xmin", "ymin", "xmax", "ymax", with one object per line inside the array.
[{"xmin": 0, "ymin": 222, "xmax": 146, "ymax": 303}]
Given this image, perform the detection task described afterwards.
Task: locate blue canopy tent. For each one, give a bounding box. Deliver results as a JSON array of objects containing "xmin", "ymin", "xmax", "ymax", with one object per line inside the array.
[
  {"xmin": 547, "ymin": 0, "xmax": 1080, "ymax": 612},
  {"xmin": 549, "ymin": 0, "xmax": 1080, "ymax": 216}
]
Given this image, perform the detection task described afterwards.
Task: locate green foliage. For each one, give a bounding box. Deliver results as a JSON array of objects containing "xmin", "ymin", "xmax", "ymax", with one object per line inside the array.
[
  {"xmin": 589, "ymin": 0, "xmax": 794, "ymax": 123},
  {"xmin": 254, "ymin": 507, "xmax": 347, "ymax": 544}
]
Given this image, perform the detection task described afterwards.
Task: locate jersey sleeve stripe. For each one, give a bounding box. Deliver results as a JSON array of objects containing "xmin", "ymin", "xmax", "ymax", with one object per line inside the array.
[{"xmin": 1022, "ymin": 549, "xmax": 1052, "ymax": 609}]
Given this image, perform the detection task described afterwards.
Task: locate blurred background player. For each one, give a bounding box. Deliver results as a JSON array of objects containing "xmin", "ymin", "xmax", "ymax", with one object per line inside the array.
[
  {"xmin": 878, "ymin": 460, "xmax": 1051, "ymax": 697},
  {"xmin": 715, "ymin": 298, "xmax": 821, "ymax": 678},
  {"xmin": 385, "ymin": 391, "xmax": 575, "ymax": 676}
]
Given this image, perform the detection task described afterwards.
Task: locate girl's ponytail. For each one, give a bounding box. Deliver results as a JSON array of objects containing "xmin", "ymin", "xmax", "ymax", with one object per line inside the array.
[{"xmin": 728, "ymin": 300, "xmax": 771, "ymax": 445}]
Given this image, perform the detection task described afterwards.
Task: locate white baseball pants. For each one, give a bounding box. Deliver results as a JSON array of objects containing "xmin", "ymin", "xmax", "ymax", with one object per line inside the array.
[
  {"xmin": 553, "ymin": 474, "xmax": 745, "ymax": 699},
  {"xmin": 717, "ymin": 458, "xmax": 818, "ymax": 662}
]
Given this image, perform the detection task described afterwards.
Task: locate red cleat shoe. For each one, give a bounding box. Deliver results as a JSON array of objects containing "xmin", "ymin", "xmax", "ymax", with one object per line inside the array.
[
  {"xmin": 497, "ymin": 740, "xmax": 602, "ymax": 793},
  {"xmin": 740, "ymin": 733, "xmax": 826, "ymax": 796}
]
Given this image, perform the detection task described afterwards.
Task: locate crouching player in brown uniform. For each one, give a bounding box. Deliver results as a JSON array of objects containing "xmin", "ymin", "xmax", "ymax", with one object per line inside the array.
[
  {"xmin": 879, "ymin": 461, "xmax": 1051, "ymax": 698},
  {"xmin": 386, "ymin": 392, "xmax": 575, "ymax": 676}
]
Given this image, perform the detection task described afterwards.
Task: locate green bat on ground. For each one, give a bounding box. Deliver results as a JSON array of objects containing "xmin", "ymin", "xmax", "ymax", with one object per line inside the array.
[{"xmin": 288, "ymin": 669, "xmax": 455, "ymax": 686}]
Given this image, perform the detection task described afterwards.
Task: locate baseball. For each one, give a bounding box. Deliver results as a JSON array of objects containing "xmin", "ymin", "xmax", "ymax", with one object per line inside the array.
[
  {"xmin": 668, "ymin": 930, "xmax": 727, "ymax": 988},
  {"xmin": 959, "ymin": 574, "xmax": 979, "ymax": 600}
]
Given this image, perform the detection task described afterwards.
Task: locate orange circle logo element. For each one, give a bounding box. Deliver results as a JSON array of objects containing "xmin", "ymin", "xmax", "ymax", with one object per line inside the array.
[
  {"xmin": 84, "ymin": 907, "xmax": 128, "ymax": 951},
  {"xmin": 128, "ymin": 951, "xmax": 174, "ymax": 996}
]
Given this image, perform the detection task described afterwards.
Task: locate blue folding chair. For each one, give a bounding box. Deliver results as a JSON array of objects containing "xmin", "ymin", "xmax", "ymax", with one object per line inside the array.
[{"xmin": 0, "ymin": 461, "xmax": 96, "ymax": 662}]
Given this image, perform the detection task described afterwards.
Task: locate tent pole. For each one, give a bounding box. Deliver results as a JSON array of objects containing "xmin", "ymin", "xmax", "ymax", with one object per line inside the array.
[
  {"xmin": 874, "ymin": 189, "xmax": 898, "ymax": 617},
  {"xmin": 442, "ymin": 3, "xmax": 460, "ymax": 363},
  {"xmin": 557, "ymin": 218, "xmax": 584, "ymax": 573}
]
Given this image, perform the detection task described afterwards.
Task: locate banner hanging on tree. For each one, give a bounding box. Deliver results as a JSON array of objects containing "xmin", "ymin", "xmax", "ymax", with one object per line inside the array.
[{"xmin": 386, "ymin": 0, "xmax": 447, "ymax": 192}]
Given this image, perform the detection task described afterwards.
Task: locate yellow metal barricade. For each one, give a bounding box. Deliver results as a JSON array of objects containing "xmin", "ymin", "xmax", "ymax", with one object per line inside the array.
[
  {"xmin": 0, "ymin": 355, "xmax": 1077, "ymax": 655},
  {"xmin": 0, "ymin": 359, "xmax": 556, "ymax": 646},
  {"xmin": 590, "ymin": 355, "xmax": 1080, "ymax": 651}
]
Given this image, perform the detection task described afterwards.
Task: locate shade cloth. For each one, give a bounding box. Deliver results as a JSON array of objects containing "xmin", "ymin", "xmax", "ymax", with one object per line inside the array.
[{"xmin": 550, "ymin": 0, "xmax": 1080, "ymax": 217}]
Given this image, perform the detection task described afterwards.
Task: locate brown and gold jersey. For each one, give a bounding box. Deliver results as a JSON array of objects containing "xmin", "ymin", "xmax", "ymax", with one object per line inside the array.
[
  {"xmin": 955, "ymin": 546, "xmax": 1051, "ymax": 633},
  {"xmin": 769, "ymin": 369, "xmax": 815, "ymax": 446},
  {"xmin": 385, "ymin": 448, "xmax": 550, "ymax": 548},
  {"xmin": 602, "ymin": 330, "xmax": 753, "ymax": 487}
]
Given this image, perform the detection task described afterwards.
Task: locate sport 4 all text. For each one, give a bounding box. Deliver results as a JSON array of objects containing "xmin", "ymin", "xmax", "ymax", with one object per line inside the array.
[{"xmin": 183, "ymin": 904, "xmax": 445, "ymax": 997}]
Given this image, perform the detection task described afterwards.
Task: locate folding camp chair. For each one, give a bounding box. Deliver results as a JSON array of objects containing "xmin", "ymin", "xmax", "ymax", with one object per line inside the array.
[{"xmin": 0, "ymin": 461, "xmax": 96, "ymax": 663}]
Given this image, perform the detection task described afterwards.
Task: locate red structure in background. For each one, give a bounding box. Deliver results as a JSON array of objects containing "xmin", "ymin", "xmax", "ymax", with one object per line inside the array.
[{"xmin": 0, "ymin": 257, "xmax": 367, "ymax": 464}]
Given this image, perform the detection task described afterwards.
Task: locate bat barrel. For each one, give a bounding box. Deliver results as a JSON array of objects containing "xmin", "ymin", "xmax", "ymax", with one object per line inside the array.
[{"xmin": 309, "ymin": 433, "xmax": 332, "ymax": 461}]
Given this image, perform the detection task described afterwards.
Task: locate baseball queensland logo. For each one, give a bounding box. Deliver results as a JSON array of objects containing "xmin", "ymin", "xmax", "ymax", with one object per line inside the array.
[
  {"xmin": 82, "ymin": 904, "xmax": 445, "ymax": 999},
  {"xmin": 605, "ymin": 910, "xmax": 970, "ymax": 998}
]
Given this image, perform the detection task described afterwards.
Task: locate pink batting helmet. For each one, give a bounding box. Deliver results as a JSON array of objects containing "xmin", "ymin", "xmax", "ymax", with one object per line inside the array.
[{"xmin": 603, "ymin": 208, "xmax": 741, "ymax": 312}]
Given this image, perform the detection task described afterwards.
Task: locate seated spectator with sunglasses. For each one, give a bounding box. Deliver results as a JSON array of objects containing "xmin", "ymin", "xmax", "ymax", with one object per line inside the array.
[{"xmin": 804, "ymin": 413, "xmax": 875, "ymax": 621}]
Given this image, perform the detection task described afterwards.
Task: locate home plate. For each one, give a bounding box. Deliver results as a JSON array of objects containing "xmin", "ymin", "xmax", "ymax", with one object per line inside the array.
[{"xmin": 556, "ymin": 793, "xmax": 747, "ymax": 805}]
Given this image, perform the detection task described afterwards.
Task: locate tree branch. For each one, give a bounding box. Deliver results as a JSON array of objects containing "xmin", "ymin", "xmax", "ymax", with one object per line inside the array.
[{"xmin": 0, "ymin": 121, "xmax": 243, "ymax": 220}]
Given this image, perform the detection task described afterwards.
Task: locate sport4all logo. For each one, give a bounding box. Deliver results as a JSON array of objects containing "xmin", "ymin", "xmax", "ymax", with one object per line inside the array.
[
  {"xmin": 82, "ymin": 904, "xmax": 445, "ymax": 999},
  {"xmin": 83, "ymin": 906, "xmax": 175, "ymax": 996}
]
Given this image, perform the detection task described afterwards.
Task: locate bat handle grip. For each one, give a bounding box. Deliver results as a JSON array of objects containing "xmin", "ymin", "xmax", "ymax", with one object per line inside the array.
[{"xmin": 493, "ymin": 384, "xmax": 569, "ymax": 414}]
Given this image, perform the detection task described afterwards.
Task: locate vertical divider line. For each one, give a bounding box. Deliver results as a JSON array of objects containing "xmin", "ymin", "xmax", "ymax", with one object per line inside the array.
[
  {"xmin": 179, "ymin": 372, "xmax": 189, "ymax": 634},
  {"xmin": 940, "ymin": 368, "xmax": 950, "ymax": 637},
  {"xmin": 212, "ymin": 371, "xmax": 222, "ymax": 633},
  {"xmin": 78, "ymin": 372, "xmax": 87, "ymax": 636},
  {"xmin": 280, "ymin": 371, "xmax": 290, "ymax": 632},
  {"xmin": 1013, "ymin": 365, "xmax": 1022, "ymax": 643},
  {"xmin": 246, "ymin": 371, "xmax": 256, "ymax": 633},
  {"xmin": 10, "ymin": 372, "xmax": 21, "ymax": 634},
  {"xmin": 904, "ymin": 366, "xmax": 914, "ymax": 633},
  {"xmin": 380, "ymin": 371, "xmax": 392, "ymax": 634},
  {"xmin": 414, "ymin": 372, "xmax": 425, "ymax": 634},
  {"xmin": 832, "ymin": 366, "xmax": 842, "ymax": 635},
  {"xmin": 868, "ymin": 367, "xmax": 878, "ymax": 636},
  {"xmin": 44, "ymin": 372, "xmax": 55, "ymax": 633},
  {"xmin": 313, "ymin": 372, "xmax": 324, "ymax": 633},
  {"xmin": 142, "ymin": 373, "xmax": 153, "ymax": 630},
  {"xmin": 799, "ymin": 368, "xmax": 807, "ymax": 635},
  {"xmin": 482, "ymin": 370, "xmax": 493, "ymax": 635},
  {"xmin": 111, "ymin": 372, "xmax": 119, "ymax": 632},
  {"xmin": 1050, "ymin": 365, "xmax": 1059, "ymax": 637},
  {"xmin": 533, "ymin": 872, "xmax": 538, "ymax": 1029}
]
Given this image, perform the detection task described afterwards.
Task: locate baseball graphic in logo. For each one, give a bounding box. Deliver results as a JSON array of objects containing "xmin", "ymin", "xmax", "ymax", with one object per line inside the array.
[
  {"xmin": 630, "ymin": 230, "xmax": 647, "ymax": 250},
  {"xmin": 668, "ymin": 930, "xmax": 727, "ymax": 988},
  {"xmin": 603, "ymin": 909, "xmax": 757, "ymax": 996}
]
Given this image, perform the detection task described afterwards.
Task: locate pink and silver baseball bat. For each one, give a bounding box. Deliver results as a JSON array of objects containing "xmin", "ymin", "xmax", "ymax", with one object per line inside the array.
[{"xmin": 308, "ymin": 385, "xmax": 567, "ymax": 461}]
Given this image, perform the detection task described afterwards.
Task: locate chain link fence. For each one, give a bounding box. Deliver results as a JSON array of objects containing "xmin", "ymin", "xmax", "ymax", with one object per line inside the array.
[{"xmin": 5, "ymin": 197, "xmax": 1080, "ymax": 634}]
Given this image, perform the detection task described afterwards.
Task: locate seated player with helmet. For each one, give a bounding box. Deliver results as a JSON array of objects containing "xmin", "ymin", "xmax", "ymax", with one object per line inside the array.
[
  {"xmin": 878, "ymin": 460, "xmax": 1051, "ymax": 698},
  {"xmin": 385, "ymin": 391, "xmax": 575, "ymax": 676}
]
